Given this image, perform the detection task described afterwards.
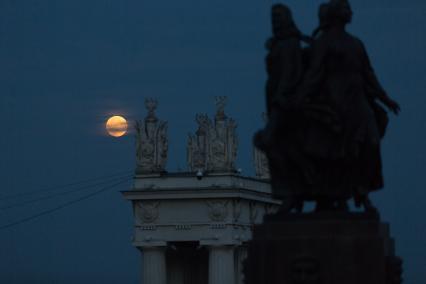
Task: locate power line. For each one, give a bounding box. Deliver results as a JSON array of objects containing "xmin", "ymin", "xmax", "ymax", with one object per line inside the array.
[
  {"xmin": 0, "ymin": 177, "xmax": 132, "ymax": 231},
  {"xmin": 0, "ymin": 174, "xmax": 133, "ymax": 211},
  {"xmin": 0, "ymin": 170, "xmax": 133, "ymax": 201}
]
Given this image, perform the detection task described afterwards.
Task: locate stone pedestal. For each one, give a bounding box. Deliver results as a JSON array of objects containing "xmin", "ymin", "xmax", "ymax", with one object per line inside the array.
[{"xmin": 244, "ymin": 212, "xmax": 402, "ymax": 284}]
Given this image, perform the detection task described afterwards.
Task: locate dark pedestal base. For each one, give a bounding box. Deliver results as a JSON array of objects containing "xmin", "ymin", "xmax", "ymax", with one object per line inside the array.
[{"xmin": 244, "ymin": 212, "xmax": 402, "ymax": 284}]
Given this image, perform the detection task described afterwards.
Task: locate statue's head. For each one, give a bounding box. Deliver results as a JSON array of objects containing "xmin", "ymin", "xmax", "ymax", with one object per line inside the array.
[
  {"xmin": 311, "ymin": 3, "xmax": 331, "ymax": 39},
  {"xmin": 271, "ymin": 4, "xmax": 300, "ymax": 38},
  {"xmin": 318, "ymin": 3, "xmax": 330, "ymax": 27},
  {"xmin": 272, "ymin": 4, "xmax": 292, "ymax": 24},
  {"xmin": 328, "ymin": 0, "xmax": 353, "ymax": 24}
]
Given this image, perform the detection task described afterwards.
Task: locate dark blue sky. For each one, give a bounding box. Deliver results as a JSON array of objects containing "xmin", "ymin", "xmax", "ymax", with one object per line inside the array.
[{"xmin": 0, "ymin": 0, "xmax": 425, "ymax": 283}]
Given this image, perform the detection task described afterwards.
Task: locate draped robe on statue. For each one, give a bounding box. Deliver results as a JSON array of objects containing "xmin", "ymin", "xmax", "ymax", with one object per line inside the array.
[{"xmin": 274, "ymin": 29, "xmax": 389, "ymax": 201}]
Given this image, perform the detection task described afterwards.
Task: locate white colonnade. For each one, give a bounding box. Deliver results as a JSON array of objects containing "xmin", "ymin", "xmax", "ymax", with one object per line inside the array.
[
  {"xmin": 141, "ymin": 247, "xmax": 167, "ymax": 284},
  {"xmin": 208, "ymin": 245, "xmax": 236, "ymax": 284}
]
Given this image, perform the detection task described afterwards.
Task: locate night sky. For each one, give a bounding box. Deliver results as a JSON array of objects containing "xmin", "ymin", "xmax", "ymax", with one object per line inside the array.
[{"xmin": 0, "ymin": 0, "xmax": 425, "ymax": 283}]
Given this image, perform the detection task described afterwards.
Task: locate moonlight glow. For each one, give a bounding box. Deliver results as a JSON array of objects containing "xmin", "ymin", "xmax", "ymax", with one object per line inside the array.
[{"xmin": 106, "ymin": 116, "xmax": 128, "ymax": 137}]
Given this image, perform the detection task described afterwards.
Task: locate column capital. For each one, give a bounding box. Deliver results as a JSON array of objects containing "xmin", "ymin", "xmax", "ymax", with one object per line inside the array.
[
  {"xmin": 205, "ymin": 244, "xmax": 237, "ymax": 250},
  {"xmin": 200, "ymin": 239, "xmax": 243, "ymax": 247},
  {"xmin": 137, "ymin": 245, "xmax": 167, "ymax": 251},
  {"xmin": 134, "ymin": 240, "xmax": 167, "ymax": 249}
]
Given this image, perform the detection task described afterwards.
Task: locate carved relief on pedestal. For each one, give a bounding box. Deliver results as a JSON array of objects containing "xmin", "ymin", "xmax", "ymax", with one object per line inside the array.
[
  {"xmin": 135, "ymin": 201, "xmax": 160, "ymax": 224},
  {"xmin": 187, "ymin": 96, "xmax": 238, "ymax": 173},
  {"xmin": 135, "ymin": 98, "xmax": 168, "ymax": 174},
  {"xmin": 254, "ymin": 113, "xmax": 270, "ymax": 180},
  {"xmin": 206, "ymin": 200, "xmax": 229, "ymax": 222}
]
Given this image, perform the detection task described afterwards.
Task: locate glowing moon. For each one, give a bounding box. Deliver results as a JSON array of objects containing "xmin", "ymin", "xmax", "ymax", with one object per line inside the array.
[{"xmin": 106, "ymin": 116, "xmax": 128, "ymax": 137}]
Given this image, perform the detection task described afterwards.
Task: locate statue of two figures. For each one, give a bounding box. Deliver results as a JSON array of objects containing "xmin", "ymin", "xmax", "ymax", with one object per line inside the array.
[
  {"xmin": 187, "ymin": 96, "xmax": 238, "ymax": 173},
  {"xmin": 135, "ymin": 99, "xmax": 168, "ymax": 174},
  {"xmin": 255, "ymin": 0, "xmax": 401, "ymax": 213}
]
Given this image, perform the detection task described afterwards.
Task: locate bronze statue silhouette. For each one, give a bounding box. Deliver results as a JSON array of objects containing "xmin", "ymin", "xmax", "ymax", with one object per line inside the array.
[{"xmin": 255, "ymin": 0, "xmax": 400, "ymax": 213}]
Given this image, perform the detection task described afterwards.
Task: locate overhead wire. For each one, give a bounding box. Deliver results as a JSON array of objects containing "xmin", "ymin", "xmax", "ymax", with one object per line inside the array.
[
  {"xmin": 0, "ymin": 173, "xmax": 133, "ymax": 211},
  {"xmin": 0, "ymin": 176, "xmax": 132, "ymax": 230},
  {"xmin": 0, "ymin": 170, "xmax": 133, "ymax": 201}
]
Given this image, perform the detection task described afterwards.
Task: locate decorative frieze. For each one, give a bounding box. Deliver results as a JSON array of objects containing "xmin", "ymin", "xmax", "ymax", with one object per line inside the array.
[
  {"xmin": 210, "ymin": 223, "xmax": 227, "ymax": 230},
  {"xmin": 140, "ymin": 225, "xmax": 157, "ymax": 231},
  {"xmin": 175, "ymin": 224, "xmax": 192, "ymax": 230}
]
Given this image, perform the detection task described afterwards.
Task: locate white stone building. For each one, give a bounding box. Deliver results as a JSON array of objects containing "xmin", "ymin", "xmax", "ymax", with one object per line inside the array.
[{"xmin": 122, "ymin": 98, "xmax": 277, "ymax": 284}]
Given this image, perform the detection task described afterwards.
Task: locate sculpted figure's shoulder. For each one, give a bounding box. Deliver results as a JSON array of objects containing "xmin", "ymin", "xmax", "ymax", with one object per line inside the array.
[{"xmin": 345, "ymin": 33, "xmax": 364, "ymax": 49}]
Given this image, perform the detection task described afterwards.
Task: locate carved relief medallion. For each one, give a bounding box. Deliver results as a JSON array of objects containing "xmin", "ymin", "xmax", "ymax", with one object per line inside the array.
[
  {"xmin": 136, "ymin": 201, "xmax": 160, "ymax": 224},
  {"xmin": 206, "ymin": 200, "xmax": 229, "ymax": 222}
]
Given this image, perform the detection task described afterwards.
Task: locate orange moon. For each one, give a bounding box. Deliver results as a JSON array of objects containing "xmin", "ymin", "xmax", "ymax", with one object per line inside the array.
[{"xmin": 106, "ymin": 116, "xmax": 128, "ymax": 137}]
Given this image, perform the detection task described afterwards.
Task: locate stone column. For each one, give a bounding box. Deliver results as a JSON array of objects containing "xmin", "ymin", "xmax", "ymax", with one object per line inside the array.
[
  {"xmin": 208, "ymin": 245, "xmax": 235, "ymax": 284},
  {"xmin": 141, "ymin": 246, "xmax": 167, "ymax": 284}
]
